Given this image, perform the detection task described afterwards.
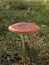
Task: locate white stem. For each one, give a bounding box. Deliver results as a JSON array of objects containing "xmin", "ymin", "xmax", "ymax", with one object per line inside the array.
[{"xmin": 21, "ymin": 34, "xmax": 25, "ymax": 51}]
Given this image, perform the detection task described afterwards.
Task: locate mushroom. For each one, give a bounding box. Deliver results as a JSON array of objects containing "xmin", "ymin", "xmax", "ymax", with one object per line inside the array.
[{"xmin": 8, "ymin": 22, "xmax": 40, "ymax": 63}]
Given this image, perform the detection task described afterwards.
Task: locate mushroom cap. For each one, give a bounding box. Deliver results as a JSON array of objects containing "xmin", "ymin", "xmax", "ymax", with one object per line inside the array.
[{"xmin": 8, "ymin": 22, "xmax": 40, "ymax": 34}]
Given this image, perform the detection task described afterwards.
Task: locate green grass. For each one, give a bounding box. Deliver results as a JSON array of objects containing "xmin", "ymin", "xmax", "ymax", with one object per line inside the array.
[{"xmin": 0, "ymin": 0, "xmax": 49, "ymax": 65}]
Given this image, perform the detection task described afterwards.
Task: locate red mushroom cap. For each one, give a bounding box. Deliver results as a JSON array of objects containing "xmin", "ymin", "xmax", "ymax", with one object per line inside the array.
[{"xmin": 8, "ymin": 22, "xmax": 40, "ymax": 34}]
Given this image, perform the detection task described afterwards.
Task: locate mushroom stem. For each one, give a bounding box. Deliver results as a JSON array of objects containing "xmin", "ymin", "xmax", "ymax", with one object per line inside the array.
[{"xmin": 21, "ymin": 34, "xmax": 25, "ymax": 51}]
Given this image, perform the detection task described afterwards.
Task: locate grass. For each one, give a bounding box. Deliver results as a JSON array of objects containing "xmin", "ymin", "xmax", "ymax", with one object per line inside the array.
[{"xmin": 0, "ymin": 0, "xmax": 49, "ymax": 65}]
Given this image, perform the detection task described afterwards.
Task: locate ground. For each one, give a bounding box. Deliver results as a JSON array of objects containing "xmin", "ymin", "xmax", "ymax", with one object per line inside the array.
[{"xmin": 0, "ymin": 0, "xmax": 49, "ymax": 65}]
